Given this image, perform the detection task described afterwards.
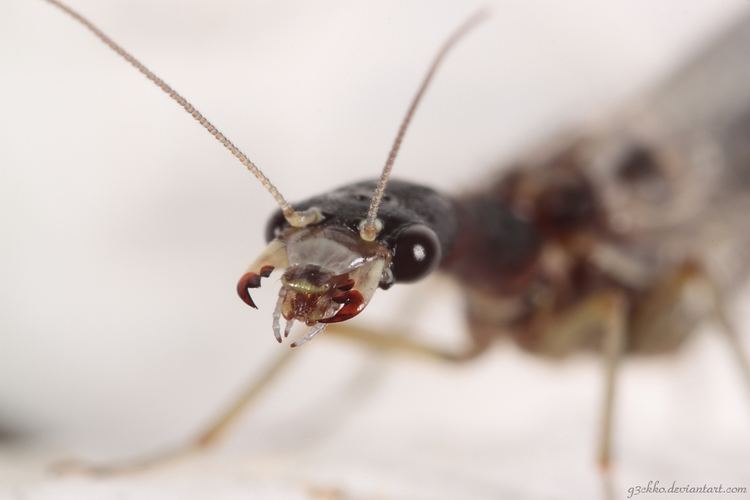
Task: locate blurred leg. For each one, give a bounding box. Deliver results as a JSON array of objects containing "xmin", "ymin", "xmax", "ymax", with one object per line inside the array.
[
  {"xmin": 618, "ymin": 261, "xmax": 750, "ymax": 468},
  {"xmin": 325, "ymin": 323, "xmax": 489, "ymax": 362},
  {"xmin": 693, "ymin": 267, "xmax": 750, "ymax": 391},
  {"xmin": 193, "ymin": 349, "xmax": 296, "ymax": 448},
  {"xmin": 633, "ymin": 261, "xmax": 750, "ymax": 390},
  {"xmin": 527, "ymin": 291, "xmax": 627, "ymax": 469},
  {"xmin": 54, "ymin": 322, "xmax": 486, "ymax": 476},
  {"xmin": 54, "ymin": 350, "xmax": 296, "ymax": 475},
  {"xmin": 597, "ymin": 295, "xmax": 626, "ymax": 469}
]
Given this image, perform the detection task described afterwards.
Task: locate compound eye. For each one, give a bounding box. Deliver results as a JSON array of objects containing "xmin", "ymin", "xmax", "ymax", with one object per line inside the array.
[
  {"xmin": 391, "ymin": 224, "xmax": 441, "ymax": 282},
  {"xmin": 264, "ymin": 209, "xmax": 287, "ymax": 243}
]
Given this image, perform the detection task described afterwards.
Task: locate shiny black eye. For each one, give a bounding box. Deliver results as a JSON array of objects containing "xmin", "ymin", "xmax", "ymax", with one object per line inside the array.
[
  {"xmin": 391, "ymin": 224, "xmax": 441, "ymax": 282},
  {"xmin": 264, "ymin": 209, "xmax": 287, "ymax": 243}
]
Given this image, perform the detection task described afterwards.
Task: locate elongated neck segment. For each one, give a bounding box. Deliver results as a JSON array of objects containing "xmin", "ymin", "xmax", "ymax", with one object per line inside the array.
[{"xmin": 441, "ymin": 195, "xmax": 542, "ymax": 295}]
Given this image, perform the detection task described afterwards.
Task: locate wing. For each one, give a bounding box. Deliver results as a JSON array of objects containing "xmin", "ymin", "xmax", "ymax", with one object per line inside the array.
[{"xmin": 582, "ymin": 11, "xmax": 750, "ymax": 294}]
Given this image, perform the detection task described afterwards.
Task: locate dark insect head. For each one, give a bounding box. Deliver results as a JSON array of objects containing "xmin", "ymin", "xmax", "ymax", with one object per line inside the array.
[{"xmin": 237, "ymin": 180, "xmax": 457, "ymax": 347}]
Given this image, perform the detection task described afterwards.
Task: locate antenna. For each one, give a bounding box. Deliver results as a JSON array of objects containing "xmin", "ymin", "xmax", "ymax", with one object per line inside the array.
[
  {"xmin": 359, "ymin": 9, "xmax": 489, "ymax": 241},
  {"xmin": 42, "ymin": 0, "xmax": 321, "ymax": 228}
]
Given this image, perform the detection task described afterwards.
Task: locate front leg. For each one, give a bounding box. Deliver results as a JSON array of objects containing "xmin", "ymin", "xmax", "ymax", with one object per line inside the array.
[
  {"xmin": 52, "ymin": 320, "xmax": 486, "ymax": 476},
  {"xmin": 53, "ymin": 350, "xmax": 296, "ymax": 476}
]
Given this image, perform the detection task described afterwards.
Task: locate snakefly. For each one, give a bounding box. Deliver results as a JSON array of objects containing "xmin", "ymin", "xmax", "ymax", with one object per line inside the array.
[{"xmin": 25, "ymin": 0, "xmax": 750, "ymax": 475}]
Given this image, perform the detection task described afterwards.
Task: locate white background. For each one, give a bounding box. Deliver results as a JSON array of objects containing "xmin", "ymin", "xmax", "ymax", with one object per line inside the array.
[{"xmin": 1, "ymin": 1, "xmax": 750, "ymax": 498}]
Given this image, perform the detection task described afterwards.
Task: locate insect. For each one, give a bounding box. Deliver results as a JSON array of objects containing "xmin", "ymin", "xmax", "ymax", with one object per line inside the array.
[{"xmin": 36, "ymin": 0, "xmax": 750, "ymax": 478}]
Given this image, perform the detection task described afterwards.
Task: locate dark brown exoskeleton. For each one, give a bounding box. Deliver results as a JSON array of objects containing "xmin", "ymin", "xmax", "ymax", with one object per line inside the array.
[{"xmin": 45, "ymin": 0, "xmax": 750, "ymax": 475}]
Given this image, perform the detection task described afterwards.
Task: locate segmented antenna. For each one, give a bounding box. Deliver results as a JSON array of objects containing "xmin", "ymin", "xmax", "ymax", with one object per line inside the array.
[
  {"xmin": 360, "ymin": 9, "xmax": 489, "ymax": 241},
  {"xmin": 42, "ymin": 0, "xmax": 321, "ymax": 228}
]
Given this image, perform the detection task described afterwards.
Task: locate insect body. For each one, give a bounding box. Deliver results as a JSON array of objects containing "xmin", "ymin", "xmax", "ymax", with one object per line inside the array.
[
  {"xmin": 41, "ymin": 0, "xmax": 750, "ymax": 474},
  {"xmin": 236, "ymin": 10, "xmax": 750, "ymax": 468},
  {"xmin": 250, "ymin": 11, "xmax": 750, "ymax": 359}
]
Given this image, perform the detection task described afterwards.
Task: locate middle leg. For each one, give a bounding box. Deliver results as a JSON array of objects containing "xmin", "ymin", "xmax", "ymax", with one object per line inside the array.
[{"xmin": 525, "ymin": 290, "xmax": 628, "ymax": 468}]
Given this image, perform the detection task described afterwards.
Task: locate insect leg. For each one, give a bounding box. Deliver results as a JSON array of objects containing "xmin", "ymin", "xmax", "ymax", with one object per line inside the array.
[
  {"xmin": 526, "ymin": 291, "xmax": 628, "ymax": 469},
  {"xmin": 53, "ymin": 350, "xmax": 296, "ymax": 476},
  {"xmin": 325, "ymin": 323, "xmax": 489, "ymax": 363},
  {"xmin": 708, "ymin": 288, "xmax": 750, "ymax": 391},
  {"xmin": 683, "ymin": 264, "xmax": 750, "ymax": 391},
  {"xmin": 193, "ymin": 350, "xmax": 296, "ymax": 448},
  {"xmin": 630, "ymin": 261, "xmax": 750, "ymax": 388},
  {"xmin": 598, "ymin": 294, "xmax": 627, "ymax": 471},
  {"xmin": 328, "ymin": 298, "xmax": 628, "ymax": 468}
]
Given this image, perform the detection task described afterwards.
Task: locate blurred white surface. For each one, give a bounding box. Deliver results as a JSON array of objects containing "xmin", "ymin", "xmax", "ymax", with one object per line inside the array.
[{"xmin": 2, "ymin": 0, "xmax": 750, "ymax": 498}]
